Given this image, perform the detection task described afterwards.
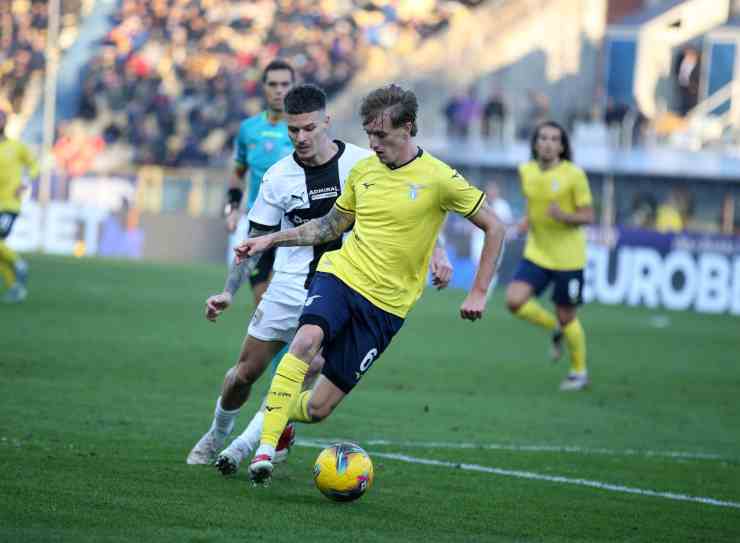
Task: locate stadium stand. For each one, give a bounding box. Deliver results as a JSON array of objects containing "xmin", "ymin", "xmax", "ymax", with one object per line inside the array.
[
  {"xmin": 0, "ymin": 0, "xmax": 87, "ymax": 129},
  {"xmin": 4, "ymin": 0, "xmax": 739, "ymax": 239},
  {"xmin": 73, "ymin": 0, "xmax": 485, "ymax": 167}
]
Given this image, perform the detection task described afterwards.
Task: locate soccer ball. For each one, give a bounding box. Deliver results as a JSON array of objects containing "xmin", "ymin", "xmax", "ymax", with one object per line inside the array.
[{"xmin": 313, "ymin": 442, "xmax": 374, "ymax": 502}]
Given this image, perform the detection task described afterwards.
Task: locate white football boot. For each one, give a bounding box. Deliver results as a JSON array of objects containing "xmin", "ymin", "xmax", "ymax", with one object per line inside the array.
[
  {"xmin": 186, "ymin": 431, "xmax": 224, "ymax": 465},
  {"xmin": 559, "ymin": 373, "xmax": 590, "ymax": 392}
]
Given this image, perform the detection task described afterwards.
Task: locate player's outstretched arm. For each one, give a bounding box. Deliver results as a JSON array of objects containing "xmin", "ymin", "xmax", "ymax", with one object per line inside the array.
[
  {"xmin": 206, "ymin": 222, "xmax": 277, "ymax": 322},
  {"xmin": 460, "ymin": 206, "xmax": 505, "ymax": 321},
  {"xmin": 234, "ymin": 206, "xmax": 354, "ymax": 263},
  {"xmin": 278, "ymin": 205, "xmax": 355, "ymax": 246},
  {"xmin": 227, "ymin": 222, "xmax": 279, "ymax": 294}
]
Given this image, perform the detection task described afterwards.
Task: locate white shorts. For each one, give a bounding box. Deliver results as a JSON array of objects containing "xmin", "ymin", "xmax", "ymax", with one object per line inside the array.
[{"xmin": 247, "ymin": 271, "xmax": 308, "ymax": 344}]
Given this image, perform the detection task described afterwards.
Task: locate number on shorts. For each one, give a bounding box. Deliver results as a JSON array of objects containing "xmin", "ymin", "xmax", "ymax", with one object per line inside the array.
[
  {"xmin": 359, "ymin": 348, "xmax": 378, "ymax": 374},
  {"xmin": 568, "ymin": 278, "xmax": 581, "ymax": 303}
]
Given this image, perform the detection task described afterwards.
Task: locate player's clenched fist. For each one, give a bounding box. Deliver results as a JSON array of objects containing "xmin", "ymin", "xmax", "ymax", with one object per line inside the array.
[
  {"xmin": 460, "ymin": 290, "xmax": 486, "ymax": 321},
  {"xmin": 205, "ymin": 292, "xmax": 233, "ymax": 322},
  {"xmin": 234, "ymin": 235, "xmax": 273, "ymax": 264},
  {"xmin": 430, "ymin": 247, "xmax": 453, "ymax": 290}
]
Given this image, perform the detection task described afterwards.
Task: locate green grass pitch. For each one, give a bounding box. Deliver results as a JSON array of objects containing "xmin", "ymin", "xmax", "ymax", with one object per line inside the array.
[{"xmin": 1, "ymin": 255, "xmax": 739, "ymax": 542}]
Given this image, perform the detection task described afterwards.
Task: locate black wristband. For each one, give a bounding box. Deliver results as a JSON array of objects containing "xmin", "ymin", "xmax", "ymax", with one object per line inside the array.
[{"xmin": 227, "ymin": 187, "xmax": 244, "ymax": 206}]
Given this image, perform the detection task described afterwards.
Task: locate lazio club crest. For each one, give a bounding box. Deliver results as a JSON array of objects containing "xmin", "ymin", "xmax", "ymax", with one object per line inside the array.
[{"xmin": 408, "ymin": 183, "xmax": 427, "ymax": 200}]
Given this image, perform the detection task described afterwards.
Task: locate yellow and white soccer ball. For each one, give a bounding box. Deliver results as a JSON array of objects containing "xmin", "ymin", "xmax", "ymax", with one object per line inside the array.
[{"xmin": 313, "ymin": 442, "xmax": 374, "ymax": 502}]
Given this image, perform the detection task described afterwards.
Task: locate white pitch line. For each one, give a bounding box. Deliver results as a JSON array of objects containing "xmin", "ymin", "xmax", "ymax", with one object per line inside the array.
[
  {"xmin": 374, "ymin": 452, "xmax": 740, "ymax": 510},
  {"xmin": 295, "ymin": 440, "xmax": 740, "ymax": 510},
  {"xmin": 298, "ymin": 438, "xmax": 726, "ymax": 461}
]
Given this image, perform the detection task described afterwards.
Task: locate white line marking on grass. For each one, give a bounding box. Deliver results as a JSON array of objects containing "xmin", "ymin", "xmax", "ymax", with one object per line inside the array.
[
  {"xmin": 298, "ymin": 438, "xmax": 725, "ymax": 461},
  {"xmin": 296, "ymin": 440, "xmax": 740, "ymax": 510},
  {"xmin": 374, "ymin": 452, "xmax": 740, "ymax": 510}
]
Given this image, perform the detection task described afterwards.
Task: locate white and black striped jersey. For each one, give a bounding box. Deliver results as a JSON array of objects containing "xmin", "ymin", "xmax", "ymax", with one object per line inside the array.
[{"xmin": 248, "ymin": 140, "xmax": 372, "ymax": 284}]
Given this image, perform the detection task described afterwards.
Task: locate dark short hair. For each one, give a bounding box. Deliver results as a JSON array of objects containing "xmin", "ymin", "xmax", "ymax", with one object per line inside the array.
[
  {"xmin": 262, "ymin": 58, "xmax": 295, "ymax": 82},
  {"xmin": 360, "ymin": 84, "xmax": 418, "ymax": 136},
  {"xmin": 530, "ymin": 121, "xmax": 572, "ymax": 161},
  {"xmin": 284, "ymin": 84, "xmax": 327, "ymax": 115}
]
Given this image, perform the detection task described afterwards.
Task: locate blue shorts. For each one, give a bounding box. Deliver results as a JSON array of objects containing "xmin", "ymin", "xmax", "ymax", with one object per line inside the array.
[
  {"xmin": 512, "ymin": 259, "xmax": 584, "ymax": 306},
  {"xmin": 298, "ymin": 272, "xmax": 404, "ymax": 394},
  {"xmin": 0, "ymin": 212, "xmax": 18, "ymax": 240}
]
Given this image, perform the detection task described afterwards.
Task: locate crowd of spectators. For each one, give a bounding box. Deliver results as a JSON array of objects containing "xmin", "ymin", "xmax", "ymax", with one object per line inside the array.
[
  {"xmin": 0, "ymin": 0, "xmax": 83, "ymax": 113},
  {"xmin": 442, "ymin": 84, "xmax": 653, "ymax": 148},
  {"xmin": 442, "ymin": 87, "xmax": 546, "ymax": 142},
  {"xmin": 78, "ymin": 0, "xmax": 480, "ymax": 168}
]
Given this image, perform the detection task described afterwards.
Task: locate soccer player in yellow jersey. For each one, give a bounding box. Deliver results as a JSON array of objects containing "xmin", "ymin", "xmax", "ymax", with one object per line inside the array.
[
  {"xmin": 234, "ymin": 84, "xmax": 506, "ymax": 485},
  {"xmin": 505, "ymin": 121, "xmax": 594, "ymax": 391},
  {"xmin": 0, "ymin": 110, "xmax": 38, "ymax": 303}
]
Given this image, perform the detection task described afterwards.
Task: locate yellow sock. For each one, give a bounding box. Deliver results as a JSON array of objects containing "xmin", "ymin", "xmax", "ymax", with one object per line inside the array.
[
  {"xmin": 287, "ymin": 391, "xmax": 313, "ymax": 423},
  {"xmin": 515, "ymin": 300, "xmax": 557, "ymax": 331},
  {"xmin": 0, "ymin": 242, "xmax": 17, "ymax": 287},
  {"xmin": 0, "ymin": 261, "xmax": 14, "ymax": 288},
  {"xmin": 563, "ymin": 318, "xmax": 587, "ymax": 374},
  {"xmin": 260, "ymin": 353, "xmax": 308, "ymax": 447},
  {"xmin": 0, "ymin": 241, "xmax": 18, "ymax": 266}
]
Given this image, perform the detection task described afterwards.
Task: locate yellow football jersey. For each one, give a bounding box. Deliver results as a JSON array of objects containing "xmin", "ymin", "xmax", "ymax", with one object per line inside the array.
[
  {"xmin": 318, "ymin": 150, "xmax": 485, "ymax": 317},
  {"xmin": 519, "ymin": 160, "xmax": 592, "ymax": 270},
  {"xmin": 0, "ymin": 138, "xmax": 39, "ymax": 213},
  {"xmin": 655, "ymin": 204, "xmax": 683, "ymax": 233}
]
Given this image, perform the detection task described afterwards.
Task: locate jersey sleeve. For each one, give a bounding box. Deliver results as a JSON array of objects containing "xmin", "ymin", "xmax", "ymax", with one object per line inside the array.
[
  {"xmin": 233, "ymin": 123, "xmax": 248, "ymax": 167},
  {"xmin": 573, "ymin": 168, "xmax": 593, "ymax": 208},
  {"xmin": 439, "ymin": 168, "xmax": 485, "ymax": 217},
  {"xmin": 247, "ymin": 173, "xmax": 282, "ymax": 227},
  {"xmin": 334, "ymin": 163, "xmax": 358, "ymax": 215}
]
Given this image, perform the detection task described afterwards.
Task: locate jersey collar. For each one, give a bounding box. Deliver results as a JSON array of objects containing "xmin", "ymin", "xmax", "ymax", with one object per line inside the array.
[
  {"xmin": 386, "ymin": 147, "xmax": 423, "ymax": 171},
  {"xmin": 262, "ymin": 110, "xmax": 285, "ymax": 126},
  {"xmin": 293, "ymin": 140, "xmax": 346, "ymax": 171}
]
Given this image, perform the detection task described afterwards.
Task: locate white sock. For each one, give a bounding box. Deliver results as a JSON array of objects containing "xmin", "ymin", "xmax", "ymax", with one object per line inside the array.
[
  {"xmin": 210, "ymin": 396, "xmax": 239, "ymax": 440},
  {"xmin": 228, "ymin": 410, "xmax": 265, "ymax": 458},
  {"xmin": 255, "ymin": 443, "xmax": 276, "ymax": 460}
]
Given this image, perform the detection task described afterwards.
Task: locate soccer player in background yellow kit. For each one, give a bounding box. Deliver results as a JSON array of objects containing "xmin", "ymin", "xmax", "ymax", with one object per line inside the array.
[
  {"xmin": 0, "ymin": 110, "xmax": 38, "ymax": 303},
  {"xmin": 506, "ymin": 121, "xmax": 594, "ymax": 391},
  {"xmin": 234, "ymin": 84, "xmax": 506, "ymax": 485}
]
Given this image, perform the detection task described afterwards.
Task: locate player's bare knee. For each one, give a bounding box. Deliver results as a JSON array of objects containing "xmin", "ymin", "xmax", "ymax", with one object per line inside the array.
[
  {"xmin": 289, "ymin": 326, "xmax": 323, "ymax": 361},
  {"xmin": 506, "ymin": 282, "xmax": 531, "ymax": 313},
  {"xmin": 556, "ymin": 308, "xmax": 576, "ymax": 327},
  {"xmin": 506, "ymin": 294, "xmax": 524, "ymax": 313}
]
